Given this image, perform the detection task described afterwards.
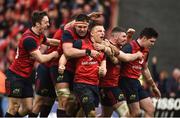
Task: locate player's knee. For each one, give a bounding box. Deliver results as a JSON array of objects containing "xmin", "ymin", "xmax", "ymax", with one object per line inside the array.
[
  {"xmin": 25, "ymin": 105, "xmax": 33, "ymax": 113},
  {"xmin": 56, "ymin": 88, "xmax": 70, "ymax": 108},
  {"xmin": 130, "ymin": 110, "xmax": 145, "ymax": 117},
  {"xmin": 56, "ymin": 88, "xmax": 70, "ymax": 98},
  {"xmin": 32, "ymin": 97, "xmax": 44, "ymax": 111},
  {"xmin": 88, "ymin": 110, "xmax": 96, "ymax": 117},
  {"xmin": 19, "ymin": 105, "xmax": 32, "ymax": 116},
  {"xmin": 68, "ymin": 93, "xmax": 76, "ymax": 102},
  {"xmin": 82, "ymin": 101, "xmax": 95, "ymax": 117},
  {"xmin": 44, "ymin": 98, "xmax": 55, "ymax": 106},
  {"xmin": 146, "ymin": 106, "xmax": 155, "ymax": 116},
  {"xmin": 114, "ymin": 101, "xmax": 129, "ymax": 117},
  {"xmin": 130, "ymin": 109, "xmax": 142, "ymax": 117},
  {"xmin": 8, "ymin": 103, "xmax": 20, "ymax": 115},
  {"xmin": 35, "ymin": 101, "xmax": 43, "ymax": 110},
  {"xmin": 66, "ymin": 95, "xmax": 79, "ymax": 116}
]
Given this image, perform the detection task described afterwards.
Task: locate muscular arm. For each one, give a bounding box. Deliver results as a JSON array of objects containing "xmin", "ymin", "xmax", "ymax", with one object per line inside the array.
[
  {"xmin": 93, "ymin": 42, "xmax": 113, "ymax": 56},
  {"xmin": 46, "ymin": 38, "xmax": 60, "ymax": 46},
  {"xmin": 142, "ymin": 63, "xmax": 161, "ymax": 98},
  {"xmin": 58, "ymin": 54, "xmax": 67, "ymax": 74},
  {"xmin": 59, "ymin": 54, "xmax": 68, "ymax": 67},
  {"xmin": 99, "ymin": 59, "xmax": 107, "ymax": 78},
  {"xmin": 62, "ymin": 43, "xmax": 86, "ymax": 58},
  {"xmin": 117, "ymin": 51, "xmax": 142, "ymax": 62},
  {"xmin": 30, "ymin": 50, "xmax": 58, "ymax": 63},
  {"xmin": 23, "ymin": 37, "xmax": 58, "ymax": 63},
  {"xmin": 62, "ymin": 30, "xmax": 87, "ymax": 58},
  {"xmin": 93, "ymin": 42, "xmax": 119, "ymax": 64},
  {"xmin": 116, "ymin": 43, "xmax": 142, "ymax": 62},
  {"xmin": 142, "ymin": 63, "xmax": 156, "ymax": 87}
]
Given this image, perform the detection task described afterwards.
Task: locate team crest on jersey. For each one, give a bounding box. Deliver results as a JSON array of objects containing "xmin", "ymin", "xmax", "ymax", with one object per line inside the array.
[
  {"xmin": 129, "ymin": 94, "xmax": 136, "ymax": 100},
  {"xmin": 12, "ymin": 88, "xmax": 21, "ymax": 96},
  {"xmin": 118, "ymin": 94, "xmax": 125, "ymax": 100},
  {"xmin": 57, "ymin": 75, "xmax": 64, "ymax": 82},
  {"xmin": 41, "ymin": 89, "xmax": 48, "ymax": 95},
  {"xmin": 100, "ymin": 89, "xmax": 105, "ymax": 98},
  {"xmin": 82, "ymin": 96, "xmax": 89, "ymax": 103}
]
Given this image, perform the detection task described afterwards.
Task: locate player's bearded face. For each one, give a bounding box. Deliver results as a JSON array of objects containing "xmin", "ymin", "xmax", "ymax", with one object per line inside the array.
[
  {"xmin": 74, "ymin": 22, "xmax": 89, "ymax": 37},
  {"xmin": 116, "ymin": 32, "xmax": 127, "ymax": 46}
]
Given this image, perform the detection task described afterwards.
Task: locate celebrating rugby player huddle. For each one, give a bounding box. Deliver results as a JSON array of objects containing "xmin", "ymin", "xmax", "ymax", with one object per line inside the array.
[{"xmin": 4, "ymin": 10, "xmax": 161, "ymax": 117}]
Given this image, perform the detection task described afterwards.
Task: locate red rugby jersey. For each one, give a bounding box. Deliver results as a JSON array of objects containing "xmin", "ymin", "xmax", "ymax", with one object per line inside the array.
[
  {"xmin": 99, "ymin": 57, "xmax": 120, "ymax": 87},
  {"xmin": 44, "ymin": 28, "xmax": 63, "ymax": 67},
  {"xmin": 9, "ymin": 29, "xmax": 46, "ymax": 78},
  {"xmin": 120, "ymin": 40, "xmax": 149, "ymax": 79},
  {"xmin": 62, "ymin": 26, "xmax": 89, "ymax": 72},
  {"xmin": 74, "ymin": 39, "xmax": 105, "ymax": 86}
]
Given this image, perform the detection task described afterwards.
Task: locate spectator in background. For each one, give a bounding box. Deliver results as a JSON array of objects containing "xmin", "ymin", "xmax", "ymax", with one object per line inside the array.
[
  {"xmin": 0, "ymin": 70, "xmax": 6, "ymax": 117},
  {"xmin": 0, "ymin": 0, "xmax": 117, "ymax": 73},
  {"xmin": 0, "ymin": 97, "xmax": 2, "ymax": 117},
  {"xmin": 176, "ymin": 74, "xmax": 180, "ymax": 97},
  {"xmin": 151, "ymin": 56, "xmax": 169, "ymax": 97},
  {"xmin": 166, "ymin": 68, "xmax": 180, "ymax": 98}
]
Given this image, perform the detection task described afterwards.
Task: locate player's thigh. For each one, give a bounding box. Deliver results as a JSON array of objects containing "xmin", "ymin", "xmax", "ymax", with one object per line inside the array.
[
  {"xmin": 21, "ymin": 98, "xmax": 33, "ymax": 110},
  {"xmin": 128, "ymin": 101, "xmax": 141, "ymax": 115},
  {"xmin": 8, "ymin": 97, "xmax": 21, "ymax": 108},
  {"xmin": 55, "ymin": 70, "xmax": 74, "ymax": 90},
  {"xmin": 139, "ymin": 97, "xmax": 155, "ymax": 113},
  {"xmin": 33, "ymin": 95, "xmax": 45, "ymax": 106},
  {"xmin": 101, "ymin": 105, "xmax": 113, "ymax": 117},
  {"xmin": 55, "ymin": 70, "xmax": 73, "ymax": 98},
  {"xmin": 35, "ymin": 64, "xmax": 51, "ymax": 96}
]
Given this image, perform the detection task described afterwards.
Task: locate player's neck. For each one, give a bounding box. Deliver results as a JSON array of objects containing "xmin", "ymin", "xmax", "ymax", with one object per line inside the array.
[
  {"xmin": 109, "ymin": 38, "xmax": 116, "ymax": 46},
  {"xmin": 31, "ymin": 26, "xmax": 40, "ymax": 36},
  {"xmin": 137, "ymin": 38, "xmax": 143, "ymax": 47},
  {"xmin": 90, "ymin": 37, "xmax": 95, "ymax": 43}
]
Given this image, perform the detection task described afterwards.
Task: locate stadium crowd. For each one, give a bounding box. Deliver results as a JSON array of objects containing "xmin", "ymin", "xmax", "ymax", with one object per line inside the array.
[
  {"xmin": 0, "ymin": 0, "xmax": 116, "ymax": 72},
  {"xmin": 0, "ymin": 0, "xmax": 179, "ymax": 117}
]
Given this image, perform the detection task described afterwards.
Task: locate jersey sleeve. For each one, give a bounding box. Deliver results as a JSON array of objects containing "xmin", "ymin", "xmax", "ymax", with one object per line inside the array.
[
  {"xmin": 62, "ymin": 30, "xmax": 74, "ymax": 43},
  {"xmin": 145, "ymin": 52, "xmax": 149, "ymax": 62},
  {"xmin": 121, "ymin": 43, "xmax": 132, "ymax": 53},
  {"xmin": 73, "ymin": 39, "xmax": 82, "ymax": 49},
  {"xmin": 23, "ymin": 38, "xmax": 37, "ymax": 52},
  {"xmin": 42, "ymin": 36, "xmax": 47, "ymax": 44},
  {"xmin": 53, "ymin": 28, "xmax": 63, "ymax": 40}
]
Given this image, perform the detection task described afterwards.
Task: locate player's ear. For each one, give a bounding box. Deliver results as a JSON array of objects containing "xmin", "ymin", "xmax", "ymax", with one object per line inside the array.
[
  {"xmin": 36, "ymin": 22, "xmax": 40, "ymax": 27},
  {"xmin": 90, "ymin": 30, "xmax": 94, "ymax": 36},
  {"xmin": 142, "ymin": 36, "xmax": 147, "ymax": 40}
]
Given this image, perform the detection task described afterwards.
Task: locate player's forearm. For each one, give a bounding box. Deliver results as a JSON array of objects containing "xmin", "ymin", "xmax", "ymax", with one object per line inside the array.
[
  {"xmin": 109, "ymin": 56, "xmax": 119, "ymax": 64},
  {"xmin": 109, "ymin": 44, "xmax": 120, "ymax": 56},
  {"xmin": 142, "ymin": 67, "xmax": 156, "ymax": 87},
  {"xmin": 100, "ymin": 60, "xmax": 106, "ymax": 70},
  {"xmin": 99, "ymin": 60, "xmax": 107, "ymax": 77},
  {"xmin": 38, "ymin": 52, "xmax": 57, "ymax": 63},
  {"xmin": 59, "ymin": 54, "xmax": 67, "ymax": 67},
  {"xmin": 31, "ymin": 50, "xmax": 58, "ymax": 63},
  {"xmin": 63, "ymin": 47, "xmax": 86, "ymax": 58},
  {"xmin": 104, "ymin": 46, "xmax": 114, "ymax": 56},
  {"xmin": 47, "ymin": 38, "xmax": 60, "ymax": 46},
  {"xmin": 117, "ymin": 51, "xmax": 139, "ymax": 62}
]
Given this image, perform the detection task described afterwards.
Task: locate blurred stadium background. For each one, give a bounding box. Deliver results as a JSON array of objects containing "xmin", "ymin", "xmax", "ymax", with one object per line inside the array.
[{"xmin": 0, "ymin": 0, "xmax": 179, "ymax": 117}]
